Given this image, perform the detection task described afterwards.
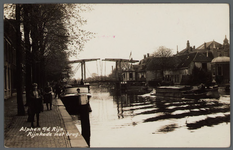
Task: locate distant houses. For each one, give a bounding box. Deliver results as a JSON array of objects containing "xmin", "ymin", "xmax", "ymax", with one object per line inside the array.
[{"xmin": 122, "ymin": 36, "xmax": 230, "ymax": 87}]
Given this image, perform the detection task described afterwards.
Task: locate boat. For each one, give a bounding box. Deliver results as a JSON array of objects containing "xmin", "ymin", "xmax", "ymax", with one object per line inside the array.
[
  {"xmin": 155, "ymin": 85, "xmax": 220, "ymax": 100},
  {"xmin": 182, "ymin": 92, "xmax": 207, "ymax": 99},
  {"xmin": 155, "ymin": 85, "xmax": 189, "ymax": 100},
  {"xmin": 182, "ymin": 87, "xmax": 220, "ymax": 99},
  {"xmin": 60, "ymin": 84, "xmax": 92, "ymax": 115}
]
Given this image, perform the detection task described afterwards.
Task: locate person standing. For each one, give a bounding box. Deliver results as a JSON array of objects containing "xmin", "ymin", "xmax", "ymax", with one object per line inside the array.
[
  {"xmin": 28, "ymin": 83, "xmax": 43, "ymax": 128},
  {"xmin": 44, "ymin": 82, "xmax": 53, "ymax": 110},
  {"xmin": 54, "ymin": 83, "xmax": 61, "ymax": 99}
]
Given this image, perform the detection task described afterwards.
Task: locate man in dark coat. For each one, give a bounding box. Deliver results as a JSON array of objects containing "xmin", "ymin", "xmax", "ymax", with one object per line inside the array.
[{"xmin": 28, "ymin": 83, "xmax": 43, "ymax": 128}]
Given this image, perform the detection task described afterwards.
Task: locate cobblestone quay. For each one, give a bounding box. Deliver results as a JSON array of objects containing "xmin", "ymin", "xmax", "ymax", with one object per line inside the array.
[{"xmin": 4, "ymin": 94, "xmax": 87, "ymax": 148}]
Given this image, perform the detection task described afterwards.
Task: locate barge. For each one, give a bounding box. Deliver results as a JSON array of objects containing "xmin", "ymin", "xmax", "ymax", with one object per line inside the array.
[
  {"xmin": 155, "ymin": 85, "xmax": 220, "ymax": 100},
  {"xmin": 60, "ymin": 84, "xmax": 91, "ymax": 115}
]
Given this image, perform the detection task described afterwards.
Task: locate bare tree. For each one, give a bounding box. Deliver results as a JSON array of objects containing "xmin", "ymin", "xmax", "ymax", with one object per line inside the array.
[
  {"xmin": 4, "ymin": 4, "xmax": 94, "ymax": 112},
  {"xmin": 153, "ymin": 46, "xmax": 173, "ymax": 57},
  {"xmin": 150, "ymin": 46, "xmax": 174, "ymax": 82}
]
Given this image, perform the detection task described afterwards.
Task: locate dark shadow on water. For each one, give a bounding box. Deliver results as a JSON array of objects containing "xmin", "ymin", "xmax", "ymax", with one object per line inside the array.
[
  {"xmin": 135, "ymin": 99, "xmax": 227, "ymax": 116},
  {"xmin": 124, "ymin": 105, "xmax": 155, "ymax": 111},
  {"xmin": 186, "ymin": 114, "xmax": 230, "ymax": 130},
  {"xmin": 158, "ymin": 123, "xmax": 178, "ymax": 133},
  {"xmin": 144, "ymin": 107, "xmax": 230, "ymax": 123}
]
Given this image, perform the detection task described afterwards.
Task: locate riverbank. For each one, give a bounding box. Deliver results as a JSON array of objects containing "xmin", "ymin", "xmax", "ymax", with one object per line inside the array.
[{"xmin": 4, "ymin": 94, "xmax": 88, "ymax": 148}]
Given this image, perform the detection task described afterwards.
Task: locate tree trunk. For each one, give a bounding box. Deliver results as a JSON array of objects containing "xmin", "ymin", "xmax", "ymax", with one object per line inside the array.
[
  {"xmin": 30, "ymin": 5, "xmax": 40, "ymax": 86},
  {"xmin": 23, "ymin": 4, "xmax": 32, "ymax": 106},
  {"xmin": 16, "ymin": 4, "xmax": 25, "ymax": 115}
]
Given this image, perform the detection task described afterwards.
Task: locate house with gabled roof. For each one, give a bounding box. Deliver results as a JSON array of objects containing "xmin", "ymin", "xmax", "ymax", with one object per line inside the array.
[
  {"xmin": 174, "ymin": 36, "xmax": 230, "ymax": 85},
  {"xmin": 142, "ymin": 37, "xmax": 229, "ymax": 86},
  {"xmin": 124, "ymin": 37, "xmax": 229, "ymax": 86},
  {"xmin": 177, "ymin": 36, "xmax": 229, "ymax": 58},
  {"xmin": 163, "ymin": 52, "xmax": 213, "ymax": 85},
  {"xmin": 122, "ymin": 54, "xmax": 148, "ymax": 84}
]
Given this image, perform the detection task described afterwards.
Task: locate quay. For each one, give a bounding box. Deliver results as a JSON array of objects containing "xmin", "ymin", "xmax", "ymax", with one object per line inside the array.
[{"xmin": 4, "ymin": 94, "xmax": 88, "ymax": 148}]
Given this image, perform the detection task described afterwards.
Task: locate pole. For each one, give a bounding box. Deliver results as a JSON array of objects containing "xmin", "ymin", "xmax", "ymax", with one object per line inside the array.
[
  {"xmin": 115, "ymin": 61, "xmax": 118, "ymax": 80},
  {"xmin": 84, "ymin": 61, "xmax": 86, "ymax": 80},
  {"xmin": 81, "ymin": 62, "xmax": 84, "ymax": 80}
]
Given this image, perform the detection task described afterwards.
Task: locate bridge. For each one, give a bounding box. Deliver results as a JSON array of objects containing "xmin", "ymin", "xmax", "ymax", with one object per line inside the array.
[
  {"xmin": 69, "ymin": 58, "xmax": 100, "ymax": 81},
  {"xmin": 68, "ymin": 58, "xmax": 139, "ymax": 83}
]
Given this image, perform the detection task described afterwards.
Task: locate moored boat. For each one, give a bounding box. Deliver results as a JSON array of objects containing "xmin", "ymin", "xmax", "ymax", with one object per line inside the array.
[
  {"xmin": 155, "ymin": 85, "xmax": 220, "ymax": 100},
  {"xmin": 60, "ymin": 84, "xmax": 91, "ymax": 115},
  {"xmin": 182, "ymin": 87, "xmax": 220, "ymax": 99}
]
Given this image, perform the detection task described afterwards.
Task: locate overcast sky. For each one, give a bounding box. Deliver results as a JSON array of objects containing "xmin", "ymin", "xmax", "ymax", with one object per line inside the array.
[{"xmin": 70, "ymin": 4, "xmax": 229, "ymax": 79}]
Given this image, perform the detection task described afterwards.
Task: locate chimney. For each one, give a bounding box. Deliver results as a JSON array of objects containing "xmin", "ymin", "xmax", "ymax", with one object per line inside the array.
[
  {"xmin": 144, "ymin": 55, "xmax": 146, "ymax": 59},
  {"xmin": 147, "ymin": 53, "xmax": 150, "ymax": 57},
  {"xmin": 204, "ymin": 42, "xmax": 206, "ymax": 49},
  {"xmin": 193, "ymin": 46, "xmax": 195, "ymax": 50},
  {"xmin": 187, "ymin": 40, "xmax": 190, "ymax": 52}
]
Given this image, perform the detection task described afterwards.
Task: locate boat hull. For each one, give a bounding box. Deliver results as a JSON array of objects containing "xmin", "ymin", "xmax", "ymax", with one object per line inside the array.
[
  {"xmin": 60, "ymin": 95, "xmax": 81, "ymax": 115},
  {"xmin": 155, "ymin": 86, "xmax": 220, "ymax": 100}
]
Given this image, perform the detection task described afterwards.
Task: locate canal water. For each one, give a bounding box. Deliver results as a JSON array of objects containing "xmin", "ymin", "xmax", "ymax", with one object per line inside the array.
[{"xmin": 72, "ymin": 86, "xmax": 230, "ymax": 148}]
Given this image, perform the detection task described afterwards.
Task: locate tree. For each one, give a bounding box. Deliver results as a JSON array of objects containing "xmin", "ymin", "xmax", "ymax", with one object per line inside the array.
[
  {"xmin": 20, "ymin": 4, "xmax": 93, "ymax": 86},
  {"xmin": 153, "ymin": 46, "xmax": 173, "ymax": 57},
  {"xmin": 4, "ymin": 4, "xmax": 94, "ymax": 111},
  {"xmin": 5, "ymin": 4, "xmax": 94, "ymax": 83},
  {"xmin": 22, "ymin": 4, "xmax": 32, "ymax": 105},
  {"xmin": 151, "ymin": 46, "xmax": 174, "ymax": 81},
  {"xmin": 15, "ymin": 4, "xmax": 25, "ymax": 115}
]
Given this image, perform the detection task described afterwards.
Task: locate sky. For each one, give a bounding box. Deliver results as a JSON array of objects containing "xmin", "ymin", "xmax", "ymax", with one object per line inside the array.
[{"xmin": 69, "ymin": 4, "xmax": 230, "ymax": 79}]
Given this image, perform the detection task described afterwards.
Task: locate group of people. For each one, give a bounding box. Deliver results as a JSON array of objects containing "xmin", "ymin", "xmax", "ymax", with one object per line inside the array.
[
  {"xmin": 28, "ymin": 82, "xmax": 91, "ymax": 146},
  {"xmin": 28, "ymin": 82, "xmax": 62, "ymax": 128}
]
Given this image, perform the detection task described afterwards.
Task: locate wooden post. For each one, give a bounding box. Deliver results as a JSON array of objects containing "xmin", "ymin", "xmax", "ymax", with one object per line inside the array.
[
  {"xmin": 81, "ymin": 62, "xmax": 84, "ymax": 80},
  {"xmin": 84, "ymin": 61, "xmax": 86, "ymax": 80}
]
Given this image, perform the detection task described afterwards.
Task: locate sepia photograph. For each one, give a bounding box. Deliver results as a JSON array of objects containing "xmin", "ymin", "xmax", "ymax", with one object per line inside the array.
[{"xmin": 4, "ymin": 3, "xmax": 230, "ymax": 148}]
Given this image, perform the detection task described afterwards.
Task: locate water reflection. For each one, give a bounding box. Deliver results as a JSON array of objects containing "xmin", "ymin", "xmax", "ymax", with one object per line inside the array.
[
  {"xmin": 76, "ymin": 86, "xmax": 231, "ymax": 147},
  {"xmin": 109, "ymin": 87, "xmax": 230, "ymax": 132},
  {"xmin": 144, "ymin": 97, "xmax": 230, "ymax": 130},
  {"xmin": 114, "ymin": 95, "xmax": 124, "ymax": 119}
]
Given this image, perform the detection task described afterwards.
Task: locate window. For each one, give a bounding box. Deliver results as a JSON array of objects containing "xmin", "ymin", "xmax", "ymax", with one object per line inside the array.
[
  {"xmin": 177, "ymin": 75, "xmax": 179, "ymax": 82},
  {"xmin": 174, "ymin": 75, "xmax": 179, "ymax": 83},
  {"xmin": 129, "ymin": 72, "xmax": 133, "ymax": 79}
]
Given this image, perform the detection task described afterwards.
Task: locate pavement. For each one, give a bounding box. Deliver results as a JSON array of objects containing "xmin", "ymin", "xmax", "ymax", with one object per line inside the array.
[{"xmin": 4, "ymin": 94, "xmax": 88, "ymax": 148}]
